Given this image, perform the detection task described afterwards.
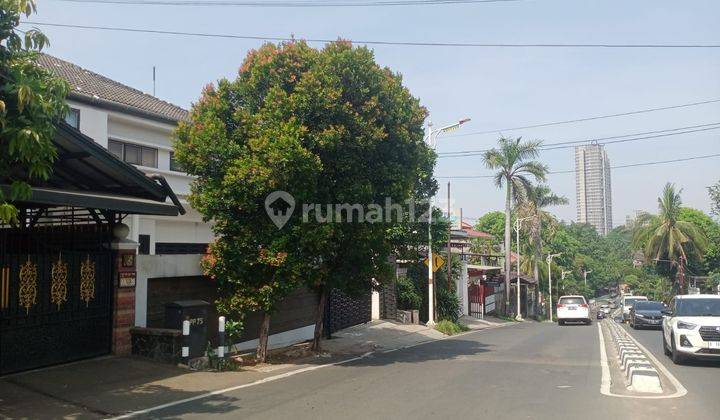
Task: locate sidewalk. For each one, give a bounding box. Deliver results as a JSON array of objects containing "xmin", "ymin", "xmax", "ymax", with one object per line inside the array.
[{"xmin": 0, "ymin": 319, "xmax": 495, "ymax": 419}]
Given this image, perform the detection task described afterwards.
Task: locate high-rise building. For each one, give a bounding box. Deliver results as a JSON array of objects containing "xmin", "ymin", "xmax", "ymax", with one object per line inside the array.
[{"xmin": 575, "ymin": 144, "xmax": 613, "ymax": 235}]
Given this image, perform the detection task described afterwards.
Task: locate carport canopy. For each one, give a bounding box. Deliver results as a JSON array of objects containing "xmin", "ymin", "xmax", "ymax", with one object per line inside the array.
[{"xmin": 1, "ymin": 122, "xmax": 184, "ymax": 221}]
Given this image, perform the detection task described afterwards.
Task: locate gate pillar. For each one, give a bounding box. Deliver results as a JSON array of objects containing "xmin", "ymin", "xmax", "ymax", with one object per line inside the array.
[{"xmin": 110, "ymin": 224, "xmax": 139, "ymax": 355}]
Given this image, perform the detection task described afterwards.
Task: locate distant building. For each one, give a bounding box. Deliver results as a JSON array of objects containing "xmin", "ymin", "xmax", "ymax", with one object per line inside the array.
[
  {"xmin": 624, "ymin": 209, "xmax": 645, "ymax": 228},
  {"xmin": 575, "ymin": 144, "xmax": 613, "ymax": 235}
]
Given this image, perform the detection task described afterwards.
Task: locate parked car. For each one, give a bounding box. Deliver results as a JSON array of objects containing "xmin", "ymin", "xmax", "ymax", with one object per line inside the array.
[
  {"xmin": 662, "ymin": 294, "xmax": 720, "ymax": 364},
  {"xmin": 557, "ymin": 295, "xmax": 591, "ymax": 325},
  {"xmin": 621, "ymin": 295, "xmax": 648, "ymax": 322},
  {"xmin": 629, "ymin": 301, "xmax": 665, "ymax": 329}
]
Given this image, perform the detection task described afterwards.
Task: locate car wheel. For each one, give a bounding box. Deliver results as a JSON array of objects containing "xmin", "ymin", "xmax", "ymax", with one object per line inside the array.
[
  {"xmin": 671, "ymin": 333, "xmax": 686, "ymax": 365},
  {"xmin": 662, "ymin": 331, "xmax": 671, "ymax": 356},
  {"xmin": 558, "ymin": 320, "xmax": 564, "ymax": 326},
  {"xmin": 631, "ymin": 319, "xmax": 637, "ymax": 329}
]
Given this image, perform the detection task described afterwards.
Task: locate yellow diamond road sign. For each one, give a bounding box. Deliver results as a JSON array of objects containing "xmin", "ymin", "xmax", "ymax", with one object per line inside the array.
[{"xmin": 423, "ymin": 255, "xmax": 446, "ymax": 272}]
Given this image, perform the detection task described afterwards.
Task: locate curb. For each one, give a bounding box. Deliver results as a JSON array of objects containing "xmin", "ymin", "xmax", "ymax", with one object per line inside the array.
[{"xmin": 606, "ymin": 321, "xmax": 663, "ymax": 394}]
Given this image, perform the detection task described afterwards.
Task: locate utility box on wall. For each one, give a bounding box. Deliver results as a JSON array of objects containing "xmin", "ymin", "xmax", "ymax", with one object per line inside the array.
[{"xmin": 164, "ymin": 300, "xmax": 211, "ymax": 358}]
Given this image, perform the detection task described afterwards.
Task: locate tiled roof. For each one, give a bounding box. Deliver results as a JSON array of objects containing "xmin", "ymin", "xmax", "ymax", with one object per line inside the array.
[
  {"xmin": 37, "ymin": 54, "xmax": 189, "ymax": 123},
  {"xmin": 461, "ymin": 221, "xmax": 493, "ymax": 239}
]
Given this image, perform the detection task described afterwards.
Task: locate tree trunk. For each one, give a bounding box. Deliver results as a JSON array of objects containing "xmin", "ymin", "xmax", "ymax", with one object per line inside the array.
[
  {"xmin": 504, "ymin": 181, "xmax": 512, "ymax": 316},
  {"xmin": 311, "ymin": 286, "xmax": 329, "ymax": 352},
  {"xmin": 256, "ymin": 311, "xmax": 270, "ymax": 362}
]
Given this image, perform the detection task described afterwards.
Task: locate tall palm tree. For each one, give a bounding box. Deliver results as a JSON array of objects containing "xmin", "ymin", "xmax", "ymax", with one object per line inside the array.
[
  {"xmin": 483, "ymin": 138, "xmax": 548, "ymax": 315},
  {"xmin": 632, "ymin": 183, "xmax": 708, "ymax": 293}
]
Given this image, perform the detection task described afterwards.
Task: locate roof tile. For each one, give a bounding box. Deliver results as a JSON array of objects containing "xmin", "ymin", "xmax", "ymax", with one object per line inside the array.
[{"xmin": 37, "ymin": 53, "xmax": 189, "ymax": 123}]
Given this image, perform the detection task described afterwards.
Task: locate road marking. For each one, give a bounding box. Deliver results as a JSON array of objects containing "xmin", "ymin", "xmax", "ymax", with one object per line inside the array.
[
  {"xmin": 107, "ymin": 351, "xmax": 375, "ymax": 419},
  {"xmin": 597, "ymin": 322, "xmax": 687, "ymax": 399},
  {"xmin": 597, "ymin": 322, "xmax": 614, "ymax": 396},
  {"xmin": 109, "ymin": 322, "xmax": 519, "ymax": 419}
]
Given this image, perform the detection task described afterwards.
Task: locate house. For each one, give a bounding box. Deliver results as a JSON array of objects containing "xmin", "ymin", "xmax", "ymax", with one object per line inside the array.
[
  {"xmin": 37, "ymin": 54, "xmax": 214, "ymax": 331},
  {"xmin": 0, "ymin": 122, "xmax": 183, "ymax": 374},
  {"xmin": 37, "ymin": 54, "xmax": 369, "ymax": 354}
]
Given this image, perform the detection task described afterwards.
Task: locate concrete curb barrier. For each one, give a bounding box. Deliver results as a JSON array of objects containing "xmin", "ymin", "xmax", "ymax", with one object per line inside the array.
[{"xmin": 605, "ymin": 321, "xmax": 663, "ymax": 394}]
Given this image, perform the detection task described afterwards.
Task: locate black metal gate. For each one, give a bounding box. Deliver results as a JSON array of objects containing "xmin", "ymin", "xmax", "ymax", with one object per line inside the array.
[
  {"xmin": 0, "ymin": 225, "xmax": 113, "ymax": 375},
  {"xmin": 326, "ymin": 288, "xmax": 371, "ymax": 335}
]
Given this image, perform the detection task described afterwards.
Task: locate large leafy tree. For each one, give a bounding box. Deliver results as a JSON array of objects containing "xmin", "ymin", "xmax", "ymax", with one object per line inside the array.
[
  {"xmin": 632, "ymin": 183, "xmax": 708, "ymax": 293},
  {"xmin": 677, "ymin": 207, "xmax": 720, "ymax": 277},
  {"xmin": 0, "ymin": 1, "xmax": 68, "ymax": 223},
  {"xmin": 176, "ymin": 40, "xmax": 432, "ymax": 355},
  {"xmin": 482, "ymin": 137, "xmax": 547, "ymax": 315}
]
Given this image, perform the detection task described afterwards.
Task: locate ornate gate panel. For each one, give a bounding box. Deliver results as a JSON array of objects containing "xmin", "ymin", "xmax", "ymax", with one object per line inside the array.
[{"xmin": 0, "ymin": 225, "xmax": 113, "ymax": 375}]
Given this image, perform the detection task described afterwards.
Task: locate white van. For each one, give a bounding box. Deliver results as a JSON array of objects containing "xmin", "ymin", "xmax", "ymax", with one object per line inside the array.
[{"xmin": 621, "ymin": 295, "xmax": 648, "ymax": 322}]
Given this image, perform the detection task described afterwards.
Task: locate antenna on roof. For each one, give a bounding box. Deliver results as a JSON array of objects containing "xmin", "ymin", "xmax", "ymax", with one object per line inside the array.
[{"xmin": 152, "ymin": 66, "xmax": 156, "ymax": 96}]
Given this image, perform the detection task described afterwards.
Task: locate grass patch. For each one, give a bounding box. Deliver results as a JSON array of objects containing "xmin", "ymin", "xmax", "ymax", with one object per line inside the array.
[
  {"xmin": 435, "ymin": 320, "xmax": 470, "ymax": 336},
  {"xmin": 496, "ymin": 314, "xmax": 521, "ymax": 322}
]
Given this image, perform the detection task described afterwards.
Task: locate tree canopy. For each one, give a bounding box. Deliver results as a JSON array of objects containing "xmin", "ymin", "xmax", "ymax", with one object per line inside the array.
[
  {"xmin": 175, "ymin": 40, "xmax": 433, "ymax": 354},
  {"xmin": 0, "ymin": 1, "xmax": 69, "ymax": 223}
]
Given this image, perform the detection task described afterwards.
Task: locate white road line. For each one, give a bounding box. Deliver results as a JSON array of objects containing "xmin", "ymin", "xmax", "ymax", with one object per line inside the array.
[
  {"xmin": 597, "ymin": 322, "xmax": 687, "ymax": 399},
  {"xmin": 597, "ymin": 322, "xmax": 613, "ymax": 396},
  {"xmin": 108, "ymin": 322, "xmax": 517, "ymax": 419},
  {"xmin": 107, "ymin": 351, "xmax": 375, "ymax": 420}
]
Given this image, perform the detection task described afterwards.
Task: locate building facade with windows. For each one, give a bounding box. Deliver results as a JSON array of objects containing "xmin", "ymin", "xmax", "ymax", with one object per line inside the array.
[
  {"xmin": 37, "ymin": 54, "xmax": 338, "ymax": 353},
  {"xmin": 38, "ymin": 54, "xmax": 214, "ymax": 328},
  {"xmin": 575, "ymin": 143, "xmax": 613, "ymax": 235}
]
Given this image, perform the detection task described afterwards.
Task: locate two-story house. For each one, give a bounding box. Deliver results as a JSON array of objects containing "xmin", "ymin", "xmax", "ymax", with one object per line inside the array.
[
  {"xmin": 38, "ymin": 54, "xmax": 214, "ymax": 329},
  {"xmin": 38, "ymin": 54, "xmax": 329, "ymax": 352}
]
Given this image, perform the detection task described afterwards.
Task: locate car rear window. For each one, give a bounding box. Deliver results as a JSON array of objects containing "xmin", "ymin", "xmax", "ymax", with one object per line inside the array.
[
  {"xmin": 559, "ymin": 297, "xmax": 585, "ymax": 305},
  {"xmin": 624, "ymin": 298, "xmax": 646, "ymax": 307}
]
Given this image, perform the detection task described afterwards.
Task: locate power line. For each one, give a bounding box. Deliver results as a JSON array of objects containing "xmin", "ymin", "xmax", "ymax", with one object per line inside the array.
[
  {"xmin": 436, "ymin": 153, "xmax": 720, "ymax": 179},
  {"xmin": 54, "ymin": 0, "xmax": 522, "ymax": 7},
  {"xmin": 444, "ymin": 99, "xmax": 720, "ymax": 138},
  {"xmin": 21, "ymin": 21, "xmax": 720, "ymax": 49},
  {"xmin": 437, "ymin": 123, "xmax": 720, "ymax": 158}
]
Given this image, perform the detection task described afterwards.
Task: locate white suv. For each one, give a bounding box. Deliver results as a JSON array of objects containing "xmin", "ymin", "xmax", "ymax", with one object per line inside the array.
[
  {"xmin": 662, "ymin": 294, "xmax": 720, "ymax": 364},
  {"xmin": 557, "ymin": 295, "xmax": 591, "ymax": 325}
]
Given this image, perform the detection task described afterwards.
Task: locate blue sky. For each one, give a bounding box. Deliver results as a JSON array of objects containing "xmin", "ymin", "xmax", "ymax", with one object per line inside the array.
[{"xmin": 26, "ymin": 0, "xmax": 720, "ymax": 225}]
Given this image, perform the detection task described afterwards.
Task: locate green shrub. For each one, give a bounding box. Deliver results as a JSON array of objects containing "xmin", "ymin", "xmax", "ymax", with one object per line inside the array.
[
  {"xmin": 396, "ymin": 276, "xmax": 422, "ymax": 310},
  {"xmin": 437, "ymin": 287, "xmax": 461, "ymax": 323},
  {"xmin": 435, "ymin": 320, "xmax": 469, "ymax": 336}
]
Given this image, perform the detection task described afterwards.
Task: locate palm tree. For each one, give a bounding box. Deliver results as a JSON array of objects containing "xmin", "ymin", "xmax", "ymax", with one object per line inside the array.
[
  {"xmin": 519, "ymin": 185, "xmax": 567, "ymax": 316},
  {"xmin": 483, "ymin": 137, "xmax": 548, "ymax": 315},
  {"xmin": 632, "ymin": 183, "xmax": 708, "ymax": 293}
]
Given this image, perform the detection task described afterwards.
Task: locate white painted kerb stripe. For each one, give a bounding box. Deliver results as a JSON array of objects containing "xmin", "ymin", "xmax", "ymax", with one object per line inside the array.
[{"xmin": 597, "ymin": 322, "xmax": 688, "ymax": 399}]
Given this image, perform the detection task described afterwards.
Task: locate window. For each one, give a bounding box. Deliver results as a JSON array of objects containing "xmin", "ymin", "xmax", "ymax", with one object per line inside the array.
[
  {"xmin": 169, "ymin": 152, "xmax": 184, "ymax": 172},
  {"xmin": 65, "ymin": 108, "xmax": 80, "ymax": 129},
  {"xmin": 107, "ymin": 139, "xmax": 158, "ymax": 168},
  {"xmin": 558, "ymin": 297, "xmax": 585, "ymax": 305},
  {"xmin": 138, "ymin": 235, "xmax": 150, "ymax": 255}
]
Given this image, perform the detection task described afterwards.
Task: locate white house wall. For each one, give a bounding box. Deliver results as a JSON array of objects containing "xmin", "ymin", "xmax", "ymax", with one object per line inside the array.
[
  {"xmin": 135, "ymin": 254, "xmax": 205, "ymax": 327},
  {"xmin": 69, "ymin": 100, "xmax": 108, "ymax": 148}
]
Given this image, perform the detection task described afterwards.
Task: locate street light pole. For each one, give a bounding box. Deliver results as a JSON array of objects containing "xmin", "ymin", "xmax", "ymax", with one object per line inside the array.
[
  {"xmin": 583, "ymin": 269, "xmax": 592, "ymax": 287},
  {"xmin": 425, "ymin": 117, "xmax": 470, "ymax": 327},
  {"xmin": 546, "ymin": 253, "xmax": 561, "ymax": 322}
]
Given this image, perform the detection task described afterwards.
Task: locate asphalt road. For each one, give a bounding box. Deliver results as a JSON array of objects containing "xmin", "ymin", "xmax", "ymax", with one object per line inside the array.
[{"xmin": 137, "ymin": 321, "xmax": 720, "ymax": 420}]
